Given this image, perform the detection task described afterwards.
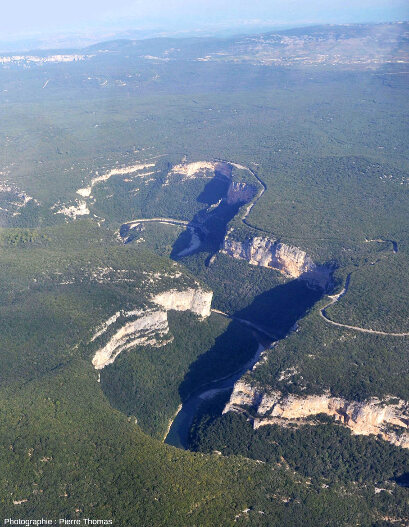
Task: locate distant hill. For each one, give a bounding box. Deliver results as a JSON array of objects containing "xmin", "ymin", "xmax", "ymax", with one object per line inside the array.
[{"xmin": 1, "ymin": 22, "xmax": 408, "ymax": 69}]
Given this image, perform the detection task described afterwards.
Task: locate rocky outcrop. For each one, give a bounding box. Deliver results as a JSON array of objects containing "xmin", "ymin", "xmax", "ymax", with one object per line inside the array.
[
  {"xmin": 55, "ymin": 200, "xmax": 90, "ymax": 219},
  {"xmin": 223, "ymin": 380, "xmax": 264, "ymax": 410},
  {"xmin": 226, "ymin": 181, "xmax": 257, "ymax": 205},
  {"xmin": 92, "ymin": 309, "xmax": 170, "ymax": 369},
  {"xmin": 168, "ymin": 161, "xmax": 232, "ymax": 181},
  {"xmin": 152, "ymin": 288, "xmax": 213, "ymax": 318},
  {"xmin": 222, "ymin": 236, "xmax": 330, "ymax": 288},
  {"xmin": 0, "ymin": 182, "xmax": 38, "ymax": 218},
  {"xmin": 91, "ymin": 311, "xmax": 122, "ymax": 342},
  {"xmin": 77, "ymin": 162, "xmax": 155, "ymax": 198},
  {"xmin": 92, "ymin": 288, "xmax": 213, "ymax": 369},
  {"xmin": 224, "ymin": 383, "xmax": 409, "ymax": 448}
]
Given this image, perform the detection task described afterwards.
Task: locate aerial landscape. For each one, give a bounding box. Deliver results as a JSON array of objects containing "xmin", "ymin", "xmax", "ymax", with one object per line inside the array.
[{"xmin": 0, "ymin": 1, "xmax": 409, "ymax": 525}]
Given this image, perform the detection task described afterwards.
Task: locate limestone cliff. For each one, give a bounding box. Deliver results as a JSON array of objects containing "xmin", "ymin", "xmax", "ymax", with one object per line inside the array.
[
  {"xmin": 224, "ymin": 383, "xmax": 409, "ymax": 448},
  {"xmin": 223, "ymin": 380, "xmax": 264, "ymax": 409},
  {"xmin": 168, "ymin": 161, "xmax": 231, "ymax": 182},
  {"xmin": 222, "ymin": 235, "xmax": 330, "ymax": 288},
  {"xmin": 92, "ymin": 309, "xmax": 170, "ymax": 369},
  {"xmin": 92, "ymin": 287, "xmax": 213, "ymax": 369},
  {"xmin": 152, "ymin": 288, "xmax": 213, "ymax": 318},
  {"xmin": 226, "ymin": 181, "xmax": 257, "ymax": 205}
]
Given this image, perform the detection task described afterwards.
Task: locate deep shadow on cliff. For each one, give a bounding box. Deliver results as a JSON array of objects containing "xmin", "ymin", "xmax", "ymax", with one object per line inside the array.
[
  {"xmin": 170, "ymin": 171, "xmax": 250, "ymax": 260},
  {"xmin": 234, "ymin": 279, "xmax": 323, "ymax": 339},
  {"xmin": 178, "ymin": 278, "xmax": 323, "ymax": 402},
  {"xmin": 178, "ymin": 319, "xmax": 258, "ymax": 401},
  {"xmin": 394, "ymin": 472, "xmax": 409, "ymax": 487}
]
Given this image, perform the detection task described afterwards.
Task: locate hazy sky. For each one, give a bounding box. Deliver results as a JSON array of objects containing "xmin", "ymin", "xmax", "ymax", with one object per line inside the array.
[{"xmin": 3, "ymin": 0, "xmax": 409, "ymax": 38}]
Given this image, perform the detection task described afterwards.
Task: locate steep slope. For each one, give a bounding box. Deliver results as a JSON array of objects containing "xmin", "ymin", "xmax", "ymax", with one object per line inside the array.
[
  {"xmin": 0, "ymin": 222, "xmax": 391, "ymax": 526},
  {"xmin": 225, "ymin": 382, "xmax": 409, "ymax": 448},
  {"xmin": 1, "ymin": 24, "xmax": 409, "ymax": 524},
  {"xmin": 222, "ymin": 234, "xmax": 331, "ymax": 288}
]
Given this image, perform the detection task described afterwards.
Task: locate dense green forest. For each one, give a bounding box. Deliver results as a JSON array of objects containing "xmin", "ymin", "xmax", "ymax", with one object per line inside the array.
[
  {"xmin": 0, "ymin": 222, "xmax": 398, "ymax": 525},
  {"xmin": 326, "ymin": 251, "xmax": 409, "ymax": 333},
  {"xmin": 245, "ymin": 307, "xmax": 409, "ymax": 401},
  {"xmin": 190, "ymin": 394, "xmax": 409, "ymax": 487},
  {"xmin": 189, "ymin": 396, "xmax": 409, "ymax": 521},
  {"xmin": 0, "ymin": 22, "xmax": 408, "ymax": 525},
  {"xmin": 101, "ymin": 312, "xmax": 257, "ymax": 438}
]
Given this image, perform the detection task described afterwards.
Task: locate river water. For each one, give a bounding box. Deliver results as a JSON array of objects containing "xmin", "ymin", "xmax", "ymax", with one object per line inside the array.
[{"xmin": 164, "ymin": 342, "xmax": 266, "ymax": 449}]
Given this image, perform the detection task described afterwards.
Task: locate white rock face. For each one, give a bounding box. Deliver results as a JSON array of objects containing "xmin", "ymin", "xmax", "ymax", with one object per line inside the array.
[
  {"xmin": 152, "ymin": 288, "xmax": 213, "ymax": 318},
  {"xmin": 55, "ymin": 200, "xmax": 90, "ymax": 219},
  {"xmin": 92, "ymin": 287, "xmax": 213, "ymax": 369},
  {"xmin": 91, "ymin": 311, "xmax": 122, "ymax": 342},
  {"xmin": 222, "ymin": 236, "xmax": 330, "ymax": 288},
  {"xmin": 77, "ymin": 162, "xmax": 155, "ymax": 198},
  {"xmin": 169, "ymin": 161, "xmax": 231, "ymax": 180},
  {"xmin": 223, "ymin": 381, "xmax": 263, "ymax": 412},
  {"xmin": 92, "ymin": 310, "xmax": 169, "ymax": 369},
  {"xmin": 224, "ymin": 383, "xmax": 409, "ymax": 448}
]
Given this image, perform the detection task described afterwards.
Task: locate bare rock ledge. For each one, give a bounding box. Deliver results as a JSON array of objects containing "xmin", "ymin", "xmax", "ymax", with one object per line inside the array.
[
  {"xmin": 92, "ymin": 288, "xmax": 213, "ymax": 369},
  {"xmin": 224, "ymin": 381, "xmax": 409, "ymax": 448},
  {"xmin": 222, "ymin": 236, "xmax": 331, "ymax": 289}
]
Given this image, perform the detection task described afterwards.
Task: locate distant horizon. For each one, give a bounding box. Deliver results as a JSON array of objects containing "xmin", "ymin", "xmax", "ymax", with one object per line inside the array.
[
  {"xmin": 0, "ymin": 0, "xmax": 407, "ymax": 52},
  {"xmin": 0, "ymin": 18, "xmax": 408, "ymax": 54}
]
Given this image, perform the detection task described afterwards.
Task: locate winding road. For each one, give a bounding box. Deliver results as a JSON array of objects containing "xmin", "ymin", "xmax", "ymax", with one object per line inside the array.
[
  {"xmin": 121, "ymin": 162, "xmax": 407, "ymax": 339},
  {"xmin": 365, "ymin": 238, "xmax": 399, "ymax": 253},
  {"xmin": 122, "ymin": 161, "xmax": 267, "ymax": 235},
  {"xmin": 320, "ymin": 274, "xmax": 409, "ymax": 337}
]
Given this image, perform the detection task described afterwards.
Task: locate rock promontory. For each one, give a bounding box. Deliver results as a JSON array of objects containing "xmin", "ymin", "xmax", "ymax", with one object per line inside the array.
[
  {"xmin": 224, "ymin": 382, "xmax": 409, "ymax": 448},
  {"xmin": 222, "ymin": 235, "xmax": 330, "ymax": 288}
]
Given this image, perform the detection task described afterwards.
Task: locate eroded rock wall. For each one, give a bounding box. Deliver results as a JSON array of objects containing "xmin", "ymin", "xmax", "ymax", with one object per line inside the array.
[
  {"xmin": 222, "ymin": 235, "xmax": 330, "ymax": 288},
  {"xmin": 226, "ymin": 181, "xmax": 257, "ymax": 205},
  {"xmin": 224, "ymin": 382, "xmax": 409, "ymax": 448},
  {"xmin": 152, "ymin": 288, "xmax": 213, "ymax": 318},
  {"xmin": 92, "ymin": 309, "xmax": 170, "ymax": 369},
  {"xmin": 169, "ymin": 161, "xmax": 231, "ymax": 180},
  {"xmin": 92, "ymin": 288, "xmax": 213, "ymax": 369}
]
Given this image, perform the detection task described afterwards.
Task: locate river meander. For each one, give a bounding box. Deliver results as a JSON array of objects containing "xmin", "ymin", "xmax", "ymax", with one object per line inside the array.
[{"xmin": 165, "ymin": 341, "xmax": 266, "ymax": 449}]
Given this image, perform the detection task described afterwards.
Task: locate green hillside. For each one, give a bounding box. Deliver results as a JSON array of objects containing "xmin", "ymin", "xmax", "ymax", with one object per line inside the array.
[{"xmin": 0, "ymin": 22, "xmax": 408, "ymax": 525}]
